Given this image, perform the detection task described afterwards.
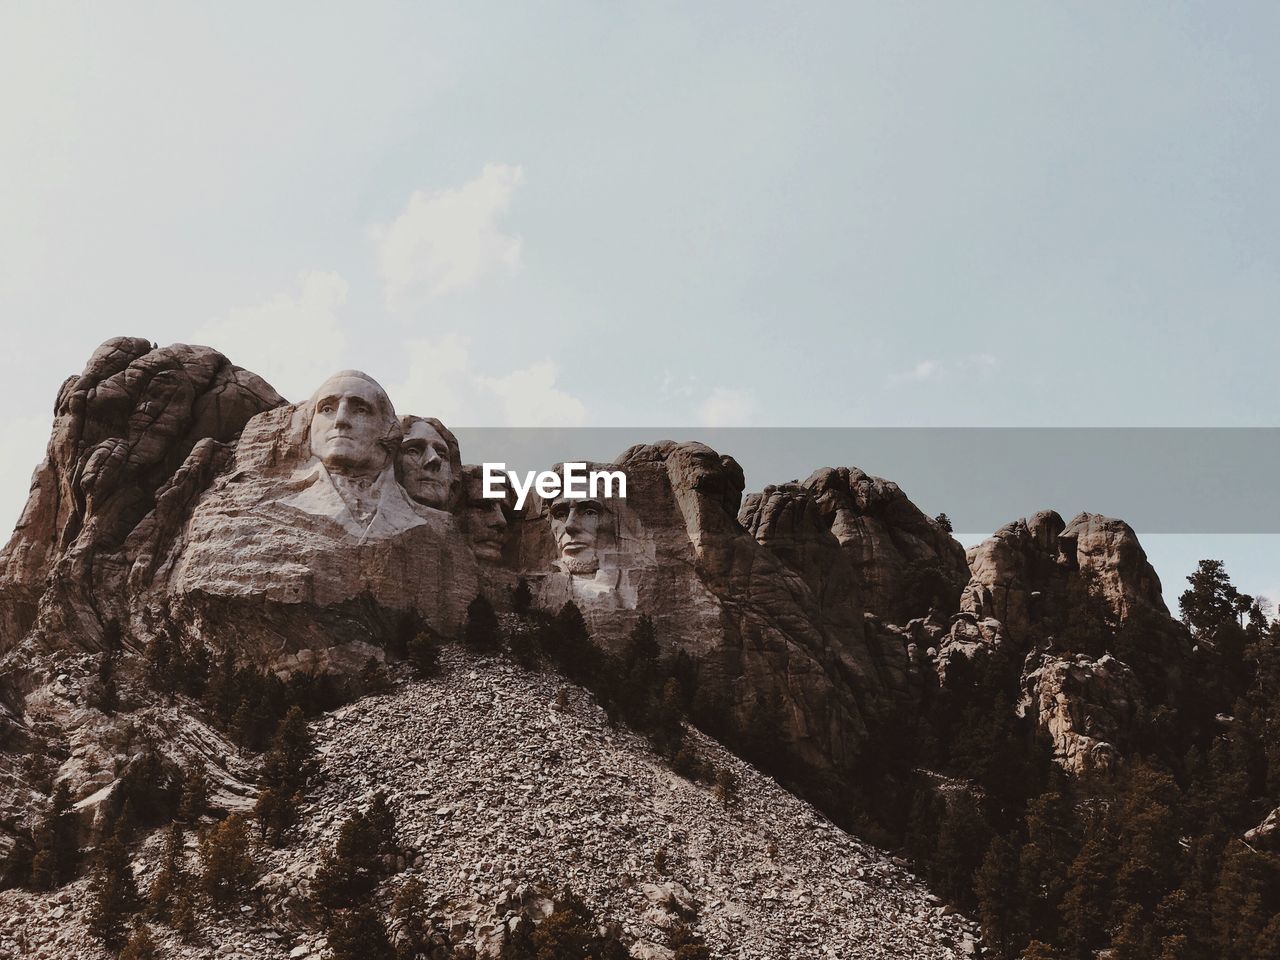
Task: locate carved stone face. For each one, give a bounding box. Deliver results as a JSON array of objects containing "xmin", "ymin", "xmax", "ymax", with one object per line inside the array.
[
  {"xmin": 309, "ymin": 373, "xmax": 395, "ymax": 478},
  {"xmin": 399, "ymin": 420, "xmax": 454, "ymax": 508},
  {"xmin": 462, "ymin": 467, "xmax": 507, "ymax": 562},
  {"xmin": 548, "ymin": 497, "xmax": 604, "ymax": 574}
]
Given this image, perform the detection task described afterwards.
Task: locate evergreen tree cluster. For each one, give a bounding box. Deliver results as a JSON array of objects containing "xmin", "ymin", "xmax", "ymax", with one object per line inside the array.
[
  {"xmin": 900, "ymin": 559, "xmax": 1280, "ymax": 959},
  {"xmin": 482, "ymin": 594, "xmax": 714, "ymax": 779},
  {"xmin": 498, "ymin": 889, "xmax": 630, "ymax": 960}
]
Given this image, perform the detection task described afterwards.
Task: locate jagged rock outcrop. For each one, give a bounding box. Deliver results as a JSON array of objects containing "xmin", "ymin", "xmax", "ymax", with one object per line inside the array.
[
  {"xmin": 799, "ymin": 467, "xmax": 968, "ymax": 624},
  {"xmin": 960, "ymin": 510, "xmax": 1072, "ymax": 635},
  {"xmin": 1245, "ymin": 806, "xmax": 1280, "ymax": 852},
  {"xmin": 961, "ymin": 509, "xmax": 1168, "ymax": 637},
  {"xmin": 1017, "ymin": 652, "xmax": 1143, "ymax": 775},
  {"xmin": 1060, "ymin": 512, "xmax": 1168, "ymax": 621},
  {"xmin": 0, "ymin": 338, "xmax": 283, "ymax": 650}
]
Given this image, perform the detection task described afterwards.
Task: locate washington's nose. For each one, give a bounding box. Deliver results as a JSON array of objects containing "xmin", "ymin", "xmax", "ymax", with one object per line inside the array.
[{"xmin": 333, "ymin": 399, "xmax": 354, "ymax": 427}]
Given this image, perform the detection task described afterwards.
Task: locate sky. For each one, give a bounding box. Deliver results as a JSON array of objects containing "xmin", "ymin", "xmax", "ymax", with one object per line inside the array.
[{"xmin": 1, "ymin": 2, "xmax": 1277, "ymax": 610}]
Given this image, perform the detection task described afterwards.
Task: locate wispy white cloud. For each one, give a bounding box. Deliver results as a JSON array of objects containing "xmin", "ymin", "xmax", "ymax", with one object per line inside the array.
[
  {"xmin": 890, "ymin": 360, "xmax": 939, "ymax": 384},
  {"xmin": 193, "ymin": 270, "xmax": 349, "ymax": 402},
  {"xmin": 889, "ymin": 353, "xmax": 998, "ymax": 386},
  {"xmin": 391, "ymin": 334, "xmax": 585, "ymax": 427},
  {"xmin": 697, "ymin": 386, "xmax": 757, "ymax": 427},
  {"xmin": 660, "ymin": 370, "xmax": 699, "ymax": 400},
  {"xmin": 373, "ymin": 163, "xmax": 525, "ymax": 307}
]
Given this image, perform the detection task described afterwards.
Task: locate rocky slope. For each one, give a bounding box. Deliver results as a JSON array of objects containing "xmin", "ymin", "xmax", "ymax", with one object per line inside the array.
[{"xmin": 0, "ymin": 649, "xmax": 980, "ymax": 960}]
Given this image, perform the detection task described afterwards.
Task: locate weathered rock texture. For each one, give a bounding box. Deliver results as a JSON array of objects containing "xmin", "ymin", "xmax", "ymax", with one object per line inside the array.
[
  {"xmin": 509, "ymin": 443, "xmax": 918, "ymax": 808},
  {"xmin": 957, "ymin": 509, "xmax": 1184, "ymax": 772},
  {"xmin": 0, "ymin": 651, "xmax": 980, "ymax": 960},
  {"xmin": 800, "ymin": 468, "xmax": 969, "ymax": 624},
  {"xmin": 961, "ymin": 510, "xmax": 1167, "ymax": 635},
  {"xmin": 0, "ymin": 338, "xmax": 283, "ymax": 650},
  {"xmin": 1017, "ymin": 652, "xmax": 1144, "ymax": 776}
]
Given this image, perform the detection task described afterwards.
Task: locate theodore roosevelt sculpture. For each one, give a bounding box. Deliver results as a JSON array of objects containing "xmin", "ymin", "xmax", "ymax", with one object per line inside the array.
[{"xmin": 460, "ymin": 463, "xmax": 509, "ymax": 562}]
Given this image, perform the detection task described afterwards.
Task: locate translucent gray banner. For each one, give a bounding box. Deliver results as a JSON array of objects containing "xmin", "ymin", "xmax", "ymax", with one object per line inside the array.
[{"xmin": 448, "ymin": 427, "xmax": 1280, "ymax": 534}]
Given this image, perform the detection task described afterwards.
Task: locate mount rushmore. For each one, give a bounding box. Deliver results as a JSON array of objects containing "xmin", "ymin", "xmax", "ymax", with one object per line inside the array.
[{"xmin": 0, "ymin": 337, "xmax": 1212, "ymax": 959}]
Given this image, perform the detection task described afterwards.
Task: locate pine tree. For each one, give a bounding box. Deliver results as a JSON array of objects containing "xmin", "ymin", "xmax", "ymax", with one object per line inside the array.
[
  {"xmin": 313, "ymin": 803, "xmax": 396, "ymax": 911},
  {"xmin": 931, "ymin": 793, "xmax": 990, "ymax": 910},
  {"xmin": 392, "ymin": 877, "xmax": 453, "ymax": 957},
  {"xmin": 253, "ymin": 705, "xmax": 314, "ymax": 842},
  {"xmin": 1022, "ymin": 942, "xmax": 1066, "ymax": 960},
  {"xmin": 407, "ymin": 627, "xmax": 442, "ymax": 678},
  {"xmin": 199, "ymin": 814, "xmax": 256, "ymax": 905},
  {"xmin": 360, "ymin": 656, "xmax": 391, "ymax": 695},
  {"xmin": 1181, "ymin": 560, "xmax": 1243, "ymax": 636},
  {"xmin": 976, "ymin": 834, "xmax": 1026, "ymax": 960},
  {"xmin": 92, "ymin": 651, "xmax": 119, "ymax": 714},
  {"xmin": 29, "ymin": 781, "xmax": 79, "ymax": 889},
  {"xmin": 1114, "ymin": 763, "xmax": 1181, "ymax": 912},
  {"xmin": 364, "ymin": 790, "xmax": 397, "ymax": 859},
  {"xmin": 328, "ymin": 905, "xmax": 396, "ymax": 960},
  {"xmin": 551, "ymin": 601, "xmax": 594, "ymax": 683},
  {"xmin": 669, "ymin": 922, "xmax": 712, "ymax": 960},
  {"xmin": 1018, "ymin": 791, "xmax": 1075, "ymax": 943},
  {"xmin": 463, "ymin": 594, "xmax": 500, "ymax": 652},
  {"xmin": 1212, "ymin": 841, "xmax": 1273, "ymax": 960},
  {"xmin": 1111, "ymin": 904, "xmax": 1155, "ymax": 960},
  {"xmin": 118, "ymin": 919, "xmax": 159, "ymax": 960},
  {"xmin": 178, "ymin": 763, "xmax": 209, "ymax": 822},
  {"xmin": 1059, "ymin": 821, "xmax": 1117, "ymax": 960},
  {"xmin": 87, "ymin": 833, "xmax": 141, "ymax": 949},
  {"xmin": 148, "ymin": 822, "xmax": 187, "ymax": 919},
  {"xmin": 146, "ymin": 628, "xmax": 175, "ymax": 697},
  {"xmin": 509, "ymin": 622, "xmax": 540, "ymax": 669},
  {"xmin": 713, "ymin": 768, "xmax": 738, "ymax": 809},
  {"xmin": 903, "ymin": 788, "xmax": 943, "ymax": 876}
]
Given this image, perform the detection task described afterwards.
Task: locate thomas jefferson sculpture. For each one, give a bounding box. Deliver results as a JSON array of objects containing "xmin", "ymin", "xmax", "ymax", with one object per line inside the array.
[{"xmin": 398, "ymin": 416, "xmax": 462, "ymax": 511}]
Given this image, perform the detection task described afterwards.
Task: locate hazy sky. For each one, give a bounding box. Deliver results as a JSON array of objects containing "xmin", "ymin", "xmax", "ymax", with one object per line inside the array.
[{"xmin": 2, "ymin": 2, "xmax": 1277, "ymax": 608}]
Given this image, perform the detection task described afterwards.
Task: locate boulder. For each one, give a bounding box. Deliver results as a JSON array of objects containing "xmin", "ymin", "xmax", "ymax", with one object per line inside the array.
[
  {"xmin": 799, "ymin": 467, "xmax": 968, "ymax": 624},
  {"xmin": 1017, "ymin": 652, "xmax": 1143, "ymax": 775}
]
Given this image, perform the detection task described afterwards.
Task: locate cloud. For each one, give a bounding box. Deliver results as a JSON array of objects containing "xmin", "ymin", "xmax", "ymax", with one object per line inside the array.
[
  {"xmin": 479, "ymin": 361, "xmax": 586, "ymax": 427},
  {"xmin": 697, "ymin": 387, "xmax": 757, "ymax": 427},
  {"xmin": 889, "ymin": 353, "xmax": 997, "ymax": 385},
  {"xmin": 391, "ymin": 334, "xmax": 585, "ymax": 427},
  {"xmin": 193, "ymin": 270, "xmax": 349, "ymax": 402},
  {"xmin": 373, "ymin": 163, "xmax": 525, "ymax": 306},
  {"xmin": 892, "ymin": 360, "xmax": 939, "ymax": 383}
]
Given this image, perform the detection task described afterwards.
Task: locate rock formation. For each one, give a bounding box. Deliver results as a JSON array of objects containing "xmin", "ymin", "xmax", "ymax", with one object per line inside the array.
[
  {"xmin": 0, "ymin": 338, "xmax": 283, "ymax": 650},
  {"xmin": 0, "ymin": 336, "xmax": 1222, "ymax": 956},
  {"xmin": 1017, "ymin": 652, "xmax": 1143, "ymax": 775},
  {"xmin": 800, "ymin": 467, "xmax": 969, "ymax": 624}
]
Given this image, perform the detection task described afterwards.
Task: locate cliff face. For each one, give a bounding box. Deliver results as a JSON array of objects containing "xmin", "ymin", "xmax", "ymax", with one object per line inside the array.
[
  {"xmin": 0, "ymin": 338, "xmax": 1213, "ymax": 953},
  {"xmin": 0, "ymin": 338, "xmax": 283, "ymax": 651}
]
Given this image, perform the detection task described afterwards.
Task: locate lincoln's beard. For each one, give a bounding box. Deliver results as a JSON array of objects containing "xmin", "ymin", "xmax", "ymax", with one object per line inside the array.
[{"xmin": 561, "ymin": 554, "xmax": 599, "ymax": 575}]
